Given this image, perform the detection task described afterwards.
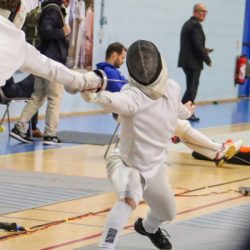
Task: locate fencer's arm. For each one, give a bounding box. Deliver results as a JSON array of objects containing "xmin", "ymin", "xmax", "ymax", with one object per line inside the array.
[
  {"xmin": 81, "ymin": 88, "xmax": 141, "ymax": 116},
  {"xmin": 178, "ymin": 102, "xmax": 193, "ymax": 119},
  {"xmin": 19, "ymin": 43, "xmax": 101, "ymax": 94}
]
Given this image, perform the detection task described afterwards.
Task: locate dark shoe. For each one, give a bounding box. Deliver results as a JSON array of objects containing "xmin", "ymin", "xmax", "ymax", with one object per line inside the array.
[
  {"xmin": 10, "ymin": 126, "xmax": 33, "ymax": 143},
  {"xmin": 187, "ymin": 114, "xmax": 200, "ymax": 122},
  {"xmin": 134, "ymin": 218, "xmax": 172, "ymax": 250},
  {"xmin": 32, "ymin": 128, "xmax": 44, "ymax": 138},
  {"xmin": 43, "ymin": 136, "xmax": 62, "ymax": 145}
]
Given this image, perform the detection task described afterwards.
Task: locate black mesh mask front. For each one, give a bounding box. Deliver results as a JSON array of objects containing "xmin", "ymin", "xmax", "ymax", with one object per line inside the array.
[{"xmin": 126, "ymin": 40, "xmax": 162, "ymax": 86}]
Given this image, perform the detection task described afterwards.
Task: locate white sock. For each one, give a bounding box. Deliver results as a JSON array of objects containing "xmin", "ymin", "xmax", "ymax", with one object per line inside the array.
[
  {"xmin": 99, "ymin": 201, "xmax": 133, "ymax": 250},
  {"xmin": 181, "ymin": 126, "xmax": 222, "ymax": 160},
  {"xmin": 142, "ymin": 210, "xmax": 162, "ymax": 234}
]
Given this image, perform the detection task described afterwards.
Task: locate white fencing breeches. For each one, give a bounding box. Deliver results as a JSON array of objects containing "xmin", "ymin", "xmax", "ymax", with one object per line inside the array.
[{"xmin": 106, "ymin": 149, "xmax": 176, "ymax": 222}]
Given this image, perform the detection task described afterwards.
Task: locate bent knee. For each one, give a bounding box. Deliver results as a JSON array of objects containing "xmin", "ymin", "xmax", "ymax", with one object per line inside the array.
[
  {"xmin": 167, "ymin": 209, "xmax": 176, "ymax": 221},
  {"xmin": 157, "ymin": 203, "xmax": 176, "ymax": 222},
  {"xmin": 124, "ymin": 197, "xmax": 137, "ymax": 210},
  {"xmin": 161, "ymin": 207, "xmax": 176, "ymax": 222}
]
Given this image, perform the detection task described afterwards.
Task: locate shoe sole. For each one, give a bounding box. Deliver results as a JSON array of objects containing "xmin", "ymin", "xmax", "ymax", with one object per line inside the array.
[
  {"xmin": 10, "ymin": 132, "xmax": 33, "ymax": 143},
  {"xmin": 216, "ymin": 144, "xmax": 236, "ymax": 167},
  {"xmin": 224, "ymin": 144, "xmax": 236, "ymax": 160},
  {"xmin": 43, "ymin": 141, "xmax": 61, "ymax": 145}
]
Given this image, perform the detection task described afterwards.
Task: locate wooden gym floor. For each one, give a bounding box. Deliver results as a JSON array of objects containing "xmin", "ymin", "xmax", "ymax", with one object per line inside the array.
[{"xmin": 0, "ymin": 99, "xmax": 250, "ymax": 250}]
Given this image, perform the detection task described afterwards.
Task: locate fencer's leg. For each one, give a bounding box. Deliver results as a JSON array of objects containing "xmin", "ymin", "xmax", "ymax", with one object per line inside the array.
[
  {"xmin": 142, "ymin": 167, "xmax": 176, "ymax": 233},
  {"xmin": 175, "ymin": 119, "xmax": 222, "ymax": 160},
  {"xmin": 99, "ymin": 150, "xmax": 143, "ymax": 250},
  {"xmin": 134, "ymin": 166, "xmax": 174, "ymax": 250},
  {"xmin": 184, "ymin": 142, "xmax": 219, "ymax": 160},
  {"xmin": 99, "ymin": 201, "xmax": 132, "ymax": 250}
]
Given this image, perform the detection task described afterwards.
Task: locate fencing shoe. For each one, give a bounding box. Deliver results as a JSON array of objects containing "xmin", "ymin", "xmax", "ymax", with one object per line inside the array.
[
  {"xmin": 134, "ymin": 218, "xmax": 172, "ymax": 250},
  {"xmin": 215, "ymin": 139, "xmax": 243, "ymax": 166}
]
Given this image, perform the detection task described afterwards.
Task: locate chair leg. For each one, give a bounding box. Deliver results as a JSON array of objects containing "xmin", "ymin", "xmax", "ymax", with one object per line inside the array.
[
  {"xmin": 114, "ymin": 138, "xmax": 120, "ymax": 149},
  {"xmin": 7, "ymin": 103, "xmax": 11, "ymax": 132},
  {"xmin": 104, "ymin": 123, "xmax": 120, "ymax": 159},
  {"xmin": 0, "ymin": 104, "xmax": 10, "ymax": 132}
]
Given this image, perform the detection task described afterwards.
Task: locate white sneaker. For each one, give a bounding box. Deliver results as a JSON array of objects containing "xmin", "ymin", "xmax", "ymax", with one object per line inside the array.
[{"xmin": 215, "ymin": 140, "xmax": 243, "ymax": 167}]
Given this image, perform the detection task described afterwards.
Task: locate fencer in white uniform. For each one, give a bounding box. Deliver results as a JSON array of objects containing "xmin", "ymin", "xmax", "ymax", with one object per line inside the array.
[
  {"xmin": 175, "ymin": 119, "xmax": 243, "ymax": 166},
  {"xmin": 81, "ymin": 40, "xmax": 194, "ymax": 250},
  {"xmin": 0, "ymin": 0, "xmax": 102, "ymax": 93}
]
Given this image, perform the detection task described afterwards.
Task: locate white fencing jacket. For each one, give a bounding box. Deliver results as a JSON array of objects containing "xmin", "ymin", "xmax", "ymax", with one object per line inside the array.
[{"xmin": 94, "ymin": 79, "xmax": 191, "ymax": 180}]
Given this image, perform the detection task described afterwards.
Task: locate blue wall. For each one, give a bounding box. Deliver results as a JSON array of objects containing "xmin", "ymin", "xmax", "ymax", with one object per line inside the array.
[
  {"xmin": 93, "ymin": 0, "xmax": 245, "ymax": 102},
  {"xmin": 0, "ymin": 0, "xmax": 246, "ymax": 119}
]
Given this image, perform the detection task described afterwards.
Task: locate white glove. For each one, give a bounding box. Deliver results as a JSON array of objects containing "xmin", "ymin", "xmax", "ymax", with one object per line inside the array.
[
  {"xmin": 64, "ymin": 71, "xmax": 102, "ymax": 95},
  {"xmin": 83, "ymin": 71, "xmax": 103, "ymax": 91}
]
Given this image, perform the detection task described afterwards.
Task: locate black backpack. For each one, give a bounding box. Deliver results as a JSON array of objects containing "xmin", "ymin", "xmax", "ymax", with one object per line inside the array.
[{"xmin": 22, "ymin": 3, "xmax": 64, "ymax": 47}]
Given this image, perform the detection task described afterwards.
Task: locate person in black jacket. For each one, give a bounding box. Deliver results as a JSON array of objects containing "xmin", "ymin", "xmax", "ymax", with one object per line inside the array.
[
  {"xmin": 178, "ymin": 3, "xmax": 212, "ymax": 122},
  {"xmin": 38, "ymin": 0, "xmax": 70, "ymax": 64},
  {"xmin": 11, "ymin": 0, "xmax": 71, "ymax": 144}
]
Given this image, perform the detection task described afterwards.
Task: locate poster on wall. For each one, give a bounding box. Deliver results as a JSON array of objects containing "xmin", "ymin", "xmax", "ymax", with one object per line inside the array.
[
  {"xmin": 67, "ymin": 0, "xmax": 94, "ymax": 70},
  {"xmin": 22, "ymin": 0, "xmax": 94, "ymax": 70}
]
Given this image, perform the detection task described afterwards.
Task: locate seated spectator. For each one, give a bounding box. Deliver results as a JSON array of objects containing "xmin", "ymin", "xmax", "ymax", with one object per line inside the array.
[
  {"xmin": 1, "ymin": 75, "xmax": 43, "ymax": 138},
  {"xmin": 96, "ymin": 42, "xmax": 128, "ymax": 92}
]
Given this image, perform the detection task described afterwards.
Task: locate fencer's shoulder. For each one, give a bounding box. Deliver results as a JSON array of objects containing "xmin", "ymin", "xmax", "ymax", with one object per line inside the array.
[
  {"xmin": 0, "ymin": 15, "xmax": 12, "ymax": 26},
  {"xmin": 121, "ymin": 84, "xmax": 144, "ymax": 96},
  {"xmin": 122, "ymin": 84, "xmax": 135, "ymax": 91},
  {"xmin": 166, "ymin": 79, "xmax": 181, "ymax": 91},
  {"xmin": 164, "ymin": 79, "xmax": 182, "ymax": 98},
  {"xmin": 0, "ymin": 16, "xmax": 26, "ymax": 37}
]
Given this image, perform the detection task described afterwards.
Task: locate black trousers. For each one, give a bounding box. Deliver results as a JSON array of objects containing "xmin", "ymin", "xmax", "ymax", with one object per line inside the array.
[
  {"xmin": 2, "ymin": 75, "xmax": 38, "ymax": 130},
  {"xmin": 181, "ymin": 68, "xmax": 201, "ymax": 104}
]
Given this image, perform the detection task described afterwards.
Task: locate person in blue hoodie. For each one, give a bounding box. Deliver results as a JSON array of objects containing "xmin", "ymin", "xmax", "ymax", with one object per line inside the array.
[{"xmin": 96, "ymin": 42, "xmax": 127, "ymax": 93}]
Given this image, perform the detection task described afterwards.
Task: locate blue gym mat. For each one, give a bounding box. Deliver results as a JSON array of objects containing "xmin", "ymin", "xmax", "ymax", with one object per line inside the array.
[
  {"xmin": 0, "ymin": 169, "xmax": 112, "ymax": 215},
  {"xmin": 78, "ymin": 202, "xmax": 250, "ymax": 250}
]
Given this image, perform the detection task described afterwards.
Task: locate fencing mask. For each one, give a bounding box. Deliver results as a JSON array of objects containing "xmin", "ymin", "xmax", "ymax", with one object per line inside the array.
[{"xmin": 126, "ymin": 40, "xmax": 162, "ymax": 86}]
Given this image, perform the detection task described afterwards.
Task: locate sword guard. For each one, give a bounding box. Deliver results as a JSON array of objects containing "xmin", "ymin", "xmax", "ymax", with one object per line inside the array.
[{"xmin": 93, "ymin": 69, "xmax": 107, "ymax": 92}]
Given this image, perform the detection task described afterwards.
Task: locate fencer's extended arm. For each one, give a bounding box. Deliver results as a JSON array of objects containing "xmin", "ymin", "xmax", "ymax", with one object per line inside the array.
[
  {"xmin": 81, "ymin": 87, "xmax": 142, "ymax": 115},
  {"xmin": 19, "ymin": 43, "xmax": 101, "ymax": 94}
]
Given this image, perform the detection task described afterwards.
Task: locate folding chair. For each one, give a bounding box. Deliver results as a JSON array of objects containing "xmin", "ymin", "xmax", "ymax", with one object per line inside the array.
[{"xmin": 0, "ymin": 88, "xmax": 29, "ymax": 133}]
